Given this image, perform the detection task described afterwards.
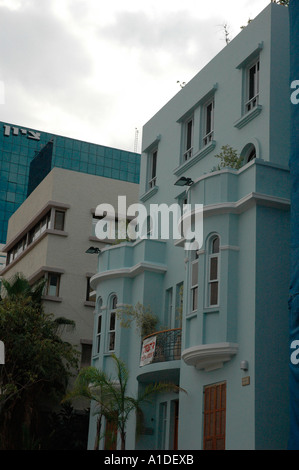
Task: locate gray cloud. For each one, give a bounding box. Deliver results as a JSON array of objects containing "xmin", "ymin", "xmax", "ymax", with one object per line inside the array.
[
  {"xmin": 0, "ymin": 1, "xmax": 91, "ymax": 93},
  {"xmin": 98, "ymin": 10, "xmax": 224, "ymax": 73}
]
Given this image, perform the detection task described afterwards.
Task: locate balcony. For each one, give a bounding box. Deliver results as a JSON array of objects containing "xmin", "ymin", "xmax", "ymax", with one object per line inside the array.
[
  {"xmin": 140, "ymin": 328, "xmax": 182, "ymax": 366},
  {"xmin": 137, "ymin": 328, "xmax": 182, "ymax": 384}
]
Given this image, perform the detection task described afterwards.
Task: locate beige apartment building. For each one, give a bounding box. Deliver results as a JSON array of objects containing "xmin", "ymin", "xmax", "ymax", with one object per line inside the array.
[{"xmin": 0, "ymin": 167, "xmax": 139, "ymax": 367}]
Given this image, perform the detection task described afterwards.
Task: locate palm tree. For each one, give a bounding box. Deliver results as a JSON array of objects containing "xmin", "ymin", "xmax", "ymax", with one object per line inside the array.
[
  {"xmin": 1, "ymin": 272, "xmax": 45, "ymax": 305},
  {"xmin": 65, "ymin": 354, "xmax": 185, "ymax": 450}
]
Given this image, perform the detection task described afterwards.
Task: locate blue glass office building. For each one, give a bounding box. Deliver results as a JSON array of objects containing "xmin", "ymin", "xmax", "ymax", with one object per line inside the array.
[{"xmin": 0, "ymin": 121, "xmax": 140, "ymax": 244}]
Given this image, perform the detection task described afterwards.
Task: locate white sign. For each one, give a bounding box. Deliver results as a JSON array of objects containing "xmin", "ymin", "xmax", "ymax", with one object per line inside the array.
[
  {"xmin": 140, "ymin": 336, "xmax": 156, "ymax": 367},
  {"xmin": 3, "ymin": 124, "xmax": 40, "ymax": 141}
]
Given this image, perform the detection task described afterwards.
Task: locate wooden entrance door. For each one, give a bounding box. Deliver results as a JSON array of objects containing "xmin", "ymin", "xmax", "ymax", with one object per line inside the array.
[{"xmin": 203, "ymin": 382, "xmax": 226, "ymax": 450}]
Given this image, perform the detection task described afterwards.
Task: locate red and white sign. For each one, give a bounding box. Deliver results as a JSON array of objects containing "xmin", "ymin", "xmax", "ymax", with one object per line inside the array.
[{"xmin": 140, "ymin": 336, "xmax": 156, "ymax": 367}]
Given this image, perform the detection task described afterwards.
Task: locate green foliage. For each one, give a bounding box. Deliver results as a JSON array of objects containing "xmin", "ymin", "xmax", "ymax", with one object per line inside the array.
[
  {"xmin": 66, "ymin": 354, "xmax": 185, "ymax": 449},
  {"xmin": 47, "ymin": 403, "xmax": 90, "ymax": 450},
  {"xmin": 1, "ymin": 272, "xmax": 46, "ymax": 305},
  {"xmin": 0, "ymin": 273, "xmax": 79, "ymax": 449},
  {"xmin": 116, "ymin": 302, "xmax": 158, "ymax": 338},
  {"xmin": 213, "ymin": 145, "xmax": 243, "ymax": 171}
]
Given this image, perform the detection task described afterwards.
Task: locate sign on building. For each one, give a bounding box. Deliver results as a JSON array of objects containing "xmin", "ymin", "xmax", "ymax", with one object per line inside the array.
[{"xmin": 140, "ymin": 336, "xmax": 156, "ymax": 367}]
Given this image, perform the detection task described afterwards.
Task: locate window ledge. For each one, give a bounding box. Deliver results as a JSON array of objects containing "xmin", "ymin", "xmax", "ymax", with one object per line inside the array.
[
  {"xmin": 174, "ymin": 141, "xmax": 216, "ymax": 177},
  {"xmin": 182, "ymin": 342, "xmax": 238, "ymax": 372},
  {"xmin": 46, "ymin": 229, "xmax": 68, "ymax": 237},
  {"xmin": 234, "ymin": 105, "xmax": 262, "ymax": 129},
  {"xmin": 140, "ymin": 185, "xmax": 159, "ymax": 202}
]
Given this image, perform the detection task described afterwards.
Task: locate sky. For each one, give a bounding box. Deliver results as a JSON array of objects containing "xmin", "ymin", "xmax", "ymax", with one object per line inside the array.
[{"xmin": 0, "ymin": 0, "xmax": 271, "ymax": 153}]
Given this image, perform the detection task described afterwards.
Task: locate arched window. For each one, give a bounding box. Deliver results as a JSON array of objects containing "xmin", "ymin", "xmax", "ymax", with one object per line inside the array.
[
  {"xmin": 207, "ymin": 235, "xmax": 220, "ymax": 307},
  {"xmin": 107, "ymin": 294, "xmax": 117, "ymax": 352},
  {"xmin": 241, "ymin": 143, "xmax": 256, "ymax": 164},
  {"xmin": 95, "ymin": 297, "xmax": 102, "ymax": 355}
]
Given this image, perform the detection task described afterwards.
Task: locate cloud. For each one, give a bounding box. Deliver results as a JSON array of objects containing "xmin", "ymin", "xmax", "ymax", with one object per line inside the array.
[
  {"xmin": 98, "ymin": 10, "xmax": 224, "ymax": 73},
  {"xmin": 0, "ymin": 1, "xmax": 91, "ymax": 93},
  {"xmin": 0, "ymin": 0, "xmax": 271, "ymax": 152}
]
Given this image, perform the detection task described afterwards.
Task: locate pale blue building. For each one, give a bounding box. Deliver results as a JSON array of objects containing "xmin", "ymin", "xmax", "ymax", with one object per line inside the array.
[{"xmin": 88, "ymin": 3, "xmax": 291, "ymax": 450}]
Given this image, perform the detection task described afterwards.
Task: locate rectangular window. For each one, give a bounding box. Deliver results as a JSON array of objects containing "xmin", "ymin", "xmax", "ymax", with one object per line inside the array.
[
  {"xmin": 164, "ymin": 288, "xmax": 173, "ymax": 328},
  {"xmin": 54, "ymin": 210, "xmax": 65, "ymax": 231},
  {"xmin": 191, "ymin": 258, "xmax": 198, "ymax": 312},
  {"xmin": 108, "ymin": 312, "xmax": 116, "ymax": 351},
  {"xmin": 183, "ymin": 117, "xmax": 193, "ymax": 161},
  {"xmin": 148, "ymin": 148, "xmax": 158, "ymax": 189},
  {"xmin": 81, "ymin": 342, "xmax": 92, "ymax": 368},
  {"xmin": 96, "ymin": 314, "xmax": 102, "ymax": 354},
  {"xmin": 46, "ymin": 273, "xmax": 61, "ymax": 297},
  {"xmin": 203, "ymin": 99, "xmax": 214, "ymax": 146},
  {"xmin": 245, "ymin": 60, "xmax": 259, "ymax": 112},
  {"xmin": 208, "ymin": 258, "xmax": 219, "ymax": 306},
  {"xmin": 86, "ymin": 277, "xmax": 91, "ymax": 301},
  {"xmin": 203, "ymin": 382, "xmax": 226, "ymax": 450},
  {"xmin": 158, "ymin": 402, "xmax": 168, "ymax": 450},
  {"xmin": 175, "ymin": 282, "xmax": 184, "ymax": 328}
]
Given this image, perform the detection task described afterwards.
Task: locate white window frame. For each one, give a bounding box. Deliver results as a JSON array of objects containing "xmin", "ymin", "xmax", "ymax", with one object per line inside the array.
[
  {"xmin": 45, "ymin": 272, "xmax": 61, "ymax": 298},
  {"xmin": 190, "ymin": 253, "xmax": 199, "ymax": 312},
  {"xmin": 182, "ymin": 116, "xmax": 193, "ymax": 162},
  {"xmin": 245, "ymin": 58, "xmax": 260, "ymax": 113},
  {"xmin": 202, "ymin": 99, "xmax": 214, "ymax": 147},
  {"xmin": 165, "ymin": 287, "xmax": 173, "ymax": 328},
  {"xmin": 148, "ymin": 148, "xmax": 158, "ymax": 189},
  {"xmin": 94, "ymin": 297, "xmax": 103, "ymax": 356},
  {"xmin": 158, "ymin": 402, "xmax": 168, "ymax": 450},
  {"xmin": 107, "ymin": 295, "xmax": 117, "ymax": 353},
  {"xmin": 207, "ymin": 235, "xmax": 220, "ymax": 307}
]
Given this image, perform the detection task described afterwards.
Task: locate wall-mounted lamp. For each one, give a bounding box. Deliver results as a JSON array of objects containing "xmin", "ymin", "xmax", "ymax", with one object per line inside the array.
[
  {"xmin": 85, "ymin": 246, "xmax": 101, "ymax": 254},
  {"xmin": 240, "ymin": 360, "xmax": 249, "ymax": 371},
  {"xmin": 174, "ymin": 176, "xmax": 194, "ymax": 187}
]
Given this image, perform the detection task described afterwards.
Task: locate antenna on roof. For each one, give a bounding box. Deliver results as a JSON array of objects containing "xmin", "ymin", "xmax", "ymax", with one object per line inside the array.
[{"xmin": 134, "ymin": 128, "xmax": 139, "ymax": 153}]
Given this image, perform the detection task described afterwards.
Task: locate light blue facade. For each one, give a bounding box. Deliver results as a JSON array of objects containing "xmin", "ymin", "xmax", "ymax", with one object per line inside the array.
[{"xmin": 89, "ymin": 4, "xmax": 291, "ymax": 450}]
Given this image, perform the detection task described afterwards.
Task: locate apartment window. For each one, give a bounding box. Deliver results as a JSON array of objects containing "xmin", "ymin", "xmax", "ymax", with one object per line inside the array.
[
  {"xmin": 5, "ymin": 206, "xmax": 68, "ymax": 267},
  {"xmin": 183, "ymin": 117, "xmax": 193, "ymax": 161},
  {"xmin": 46, "ymin": 273, "xmax": 61, "ymax": 297},
  {"xmin": 240, "ymin": 143, "xmax": 257, "ymax": 164},
  {"xmin": 175, "ymin": 282, "xmax": 184, "ymax": 328},
  {"xmin": 107, "ymin": 295, "xmax": 117, "ymax": 352},
  {"xmin": 158, "ymin": 402, "xmax": 168, "ymax": 450},
  {"xmin": 86, "ymin": 277, "xmax": 92, "ymax": 301},
  {"xmin": 191, "ymin": 252, "xmax": 199, "ymax": 312},
  {"xmin": 28, "ymin": 211, "xmax": 51, "ymax": 245},
  {"xmin": 81, "ymin": 342, "xmax": 92, "ymax": 368},
  {"xmin": 95, "ymin": 297, "xmax": 103, "ymax": 355},
  {"xmin": 93, "ymin": 213, "xmax": 130, "ymax": 241},
  {"xmin": 245, "ymin": 59, "xmax": 259, "ymax": 112},
  {"xmin": 148, "ymin": 148, "xmax": 158, "ymax": 189},
  {"xmin": 96, "ymin": 314, "xmax": 102, "ymax": 354},
  {"xmin": 54, "ymin": 210, "xmax": 65, "ymax": 231},
  {"xmin": 164, "ymin": 288, "xmax": 173, "ymax": 327},
  {"xmin": 207, "ymin": 235, "xmax": 220, "ymax": 307},
  {"xmin": 203, "ymin": 382, "xmax": 226, "ymax": 450},
  {"xmin": 203, "ymin": 99, "xmax": 214, "ymax": 147}
]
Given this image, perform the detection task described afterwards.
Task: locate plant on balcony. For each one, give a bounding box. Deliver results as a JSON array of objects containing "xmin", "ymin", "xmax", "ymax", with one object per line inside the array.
[
  {"xmin": 64, "ymin": 354, "xmax": 184, "ymax": 450},
  {"xmin": 212, "ymin": 145, "xmax": 243, "ymax": 171},
  {"xmin": 116, "ymin": 302, "xmax": 158, "ymax": 338}
]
